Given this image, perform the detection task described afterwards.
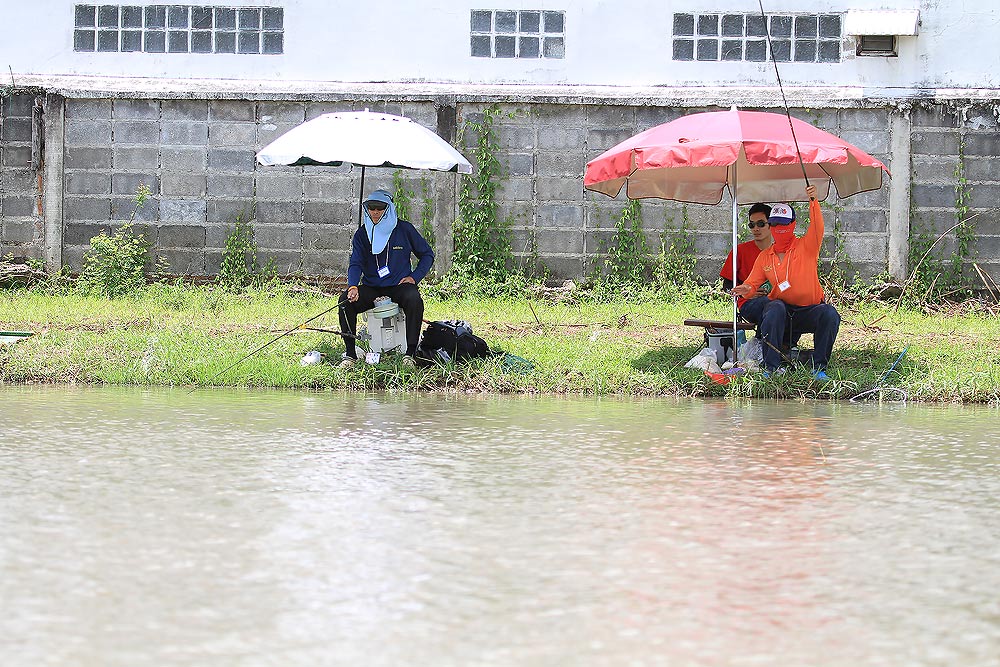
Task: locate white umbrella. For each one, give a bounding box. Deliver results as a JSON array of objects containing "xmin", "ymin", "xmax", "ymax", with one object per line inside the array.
[{"xmin": 257, "ymin": 110, "xmax": 473, "ymax": 222}]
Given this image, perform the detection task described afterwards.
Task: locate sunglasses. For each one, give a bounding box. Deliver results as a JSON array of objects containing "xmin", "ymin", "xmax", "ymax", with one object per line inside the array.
[
  {"xmin": 747, "ymin": 220, "xmax": 768, "ymax": 229},
  {"xmin": 365, "ymin": 202, "xmax": 388, "ymax": 211}
]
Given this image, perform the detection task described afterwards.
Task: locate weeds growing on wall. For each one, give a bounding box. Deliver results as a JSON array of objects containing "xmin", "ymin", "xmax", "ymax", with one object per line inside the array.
[
  {"xmin": 218, "ymin": 209, "xmax": 278, "ymax": 291},
  {"xmin": 392, "ymin": 171, "xmax": 414, "ymax": 221},
  {"xmin": 590, "ymin": 199, "xmax": 655, "ymax": 301},
  {"xmin": 444, "ymin": 103, "xmax": 516, "ymax": 296},
  {"xmin": 419, "ymin": 178, "xmax": 436, "ymax": 250},
  {"xmin": 392, "ymin": 171, "xmax": 437, "ymax": 252},
  {"xmin": 820, "ymin": 202, "xmax": 858, "ymax": 296},
  {"xmin": 905, "ymin": 218, "xmax": 973, "ymax": 304},
  {"xmin": 77, "ymin": 183, "xmax": 157, "ymax": 298},
  {"xmin": 586, "ymin": 201, "xmax": 709, "ymax": 303},
  {"xmin": 655, "ymin": 209, "xmax": 699, "ymax": 295},
  {"xmin": 904, "ymin": 139, "xmax": 977, "ymax": 304},
  {"xmin": 951, "ymin": 136, "xmax": 976, "ymax": 296}
]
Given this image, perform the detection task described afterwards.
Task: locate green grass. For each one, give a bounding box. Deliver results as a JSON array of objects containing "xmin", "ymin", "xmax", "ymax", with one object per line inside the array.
[{"xmin": 1, "ymin": 284, "xmax": 998, "ymax": 403}]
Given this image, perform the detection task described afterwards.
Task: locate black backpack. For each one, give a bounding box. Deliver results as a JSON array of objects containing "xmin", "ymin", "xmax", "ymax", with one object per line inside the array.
[{"xmin": 417, "ymin": 320, "xmax": 491, "ymax": 363}]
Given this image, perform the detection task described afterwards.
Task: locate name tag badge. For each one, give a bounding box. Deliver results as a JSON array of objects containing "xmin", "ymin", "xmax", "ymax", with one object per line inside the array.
[
  {"xmin": 377, "ymin": 266, "xmax": 390, "ymax": 278},
  {"xmin": 778, "ymin": 280, "xmax": 791, "ymax": 292}
]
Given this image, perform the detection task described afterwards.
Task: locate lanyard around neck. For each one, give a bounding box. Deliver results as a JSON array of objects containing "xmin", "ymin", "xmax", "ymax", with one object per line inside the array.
[
  {"xmin": 367, "ymin": 224, "xmax": 390, "ymax": 268},
  {"xmin": 777, "ymin": 245, "xmax": 793, "ymax": 286}
]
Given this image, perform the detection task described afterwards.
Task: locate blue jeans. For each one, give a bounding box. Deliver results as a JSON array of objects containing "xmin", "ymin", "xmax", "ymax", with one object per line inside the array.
[{"xmin": 744, "ymin": 299, "xmax": 841, "ymax": 371}]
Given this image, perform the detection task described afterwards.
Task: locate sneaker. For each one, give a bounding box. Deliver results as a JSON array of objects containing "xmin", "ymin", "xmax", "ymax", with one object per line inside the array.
[
  {"xmin": 762, "ymin": 366, "xmax": 788, "ymax": 379},
  {"xmin": 339, "ymin": 354, "xmax": 357, "ymax": 369},
  {"xmin": 401, "ymin": 356, "xmax": 416, "ymax": 369},
  {"xmin": 812, "ymin": 370, "xmax": 831, "ymax": 382}
]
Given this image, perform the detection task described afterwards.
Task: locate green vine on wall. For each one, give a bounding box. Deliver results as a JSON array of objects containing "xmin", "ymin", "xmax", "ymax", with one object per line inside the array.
[
  {"xmin": 908, "ymin": 134, "xmax": 977, "ymax": 302},
  {"xmin": 591, "ymin": 199, "xmax": 654, "ymax": 299},
  {"xmin": 450, "ymin": 103, "xmax": 515, "ymax": 290},
  {"xmin": 951, "ymin": 136, "xmax": 975, "ymax": 292},
  {"xmin": 419, "ymin": 178, "xmax": 436, "ymax": 250},
  {"xmin": 820, "ymin": 201, "xmax": 856, "ymax": 294},
  {"xmin": 393, "ymin": 170, "xmax": 437, "ymax": 266},
  {"xmin": 656, "ymin": 207, "xmax": 698, "ymax": 293},
  {"xmin": 217, "ymin": 205, "xmax": 277, "ymax": 291},
  {"xmin": 906, "ymin": 217, "xmax": 948, "ymax": 301},
  {"xmin": 391, "ymin": 170, "xmax": 413, "ymax": 221}
]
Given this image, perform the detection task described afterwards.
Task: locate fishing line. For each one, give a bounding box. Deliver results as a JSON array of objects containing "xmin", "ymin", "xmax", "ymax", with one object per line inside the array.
[
  {"xmin": 191, "ymin": 296, "xmax": 350, "ymax": 392},
  {"xmin": 758, "ymin": 0, "xmax": 809, "ymax": 187}
]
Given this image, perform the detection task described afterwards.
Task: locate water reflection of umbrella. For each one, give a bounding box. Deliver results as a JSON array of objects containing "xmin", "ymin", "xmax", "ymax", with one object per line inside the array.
[
  {"xmin": 583, "ymin": 107, "xmax": 890, "ymax": 361},
  {"xmin": 256, "ymin": 110, "xmax": 473, "ymax": 222}
]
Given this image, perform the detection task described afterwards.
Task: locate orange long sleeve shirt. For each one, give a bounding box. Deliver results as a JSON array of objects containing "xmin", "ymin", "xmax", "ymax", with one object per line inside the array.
[{"xmin": 743, "ymin": 199, "xmax": 825, "ymax": 307}]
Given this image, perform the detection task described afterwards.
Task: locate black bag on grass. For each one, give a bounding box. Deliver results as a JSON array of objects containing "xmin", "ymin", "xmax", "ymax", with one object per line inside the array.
[{"xmin": 417, "ymin": 320, "xmax": 490, "ymax": 363}]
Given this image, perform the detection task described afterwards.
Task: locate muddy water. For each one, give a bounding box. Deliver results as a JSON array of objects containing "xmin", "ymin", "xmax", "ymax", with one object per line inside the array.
[{"xmin": 2, "ymin": 387, "xmax": 998, "ymax": 666}]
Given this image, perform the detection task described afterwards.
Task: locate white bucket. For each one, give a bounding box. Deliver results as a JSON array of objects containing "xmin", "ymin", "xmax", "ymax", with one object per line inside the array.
[
  {"xmin": 705, "ymin": 329, "xmax": 735, "ymax": 365},
  {"xmin": 365, "ymin": 300, "xmax": 406, "ymax": 354}
]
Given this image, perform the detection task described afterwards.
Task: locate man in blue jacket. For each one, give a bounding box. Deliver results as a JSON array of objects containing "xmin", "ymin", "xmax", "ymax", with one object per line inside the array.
[{"xmin": 338, "ymin": 189, "xmax": 434, "ymax": 365}]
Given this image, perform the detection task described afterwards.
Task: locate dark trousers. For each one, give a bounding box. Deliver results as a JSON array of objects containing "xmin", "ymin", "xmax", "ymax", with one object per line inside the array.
[
  {"xmin": 742, "ymin": 298, "xmax": 840, "ymax": 371},
  {"xmin": 738, "ymin": 295, "xmax": 770, "ymax": 325},
  {"xmin": 339, "ymin": 283, "xmax": 424, "ymax": 357}
]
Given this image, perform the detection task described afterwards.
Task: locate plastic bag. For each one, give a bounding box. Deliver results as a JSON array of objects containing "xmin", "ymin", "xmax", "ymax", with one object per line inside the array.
[
  {"xmin": 684, "ymin": 348, "xmax": 723, "ymax": 375},
  {"xmin": 738, "ymin": 336, "xmax": 764, "ymax": 365}
]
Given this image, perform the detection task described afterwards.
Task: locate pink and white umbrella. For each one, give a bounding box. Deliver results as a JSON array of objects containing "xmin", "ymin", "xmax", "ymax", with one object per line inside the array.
[{"xmin": 585, "ymin": 108, "xmax": 888, "ymax": 205}]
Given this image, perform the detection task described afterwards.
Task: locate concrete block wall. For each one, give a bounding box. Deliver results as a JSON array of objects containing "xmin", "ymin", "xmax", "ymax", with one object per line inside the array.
[
  {"xmin": 909, "ymin": 102, "xmax": 1000, "ymax": 279},
  {"xmin": 57, "ymin": 97, "xmax": 449, "ymax": 276},
  {"xmin": 0, "ymin": 94, "xmax": 42, "ymax": 260},
  {"xmin": 1, "ymin": 92, "xmax": 997, "ymax": 285}
]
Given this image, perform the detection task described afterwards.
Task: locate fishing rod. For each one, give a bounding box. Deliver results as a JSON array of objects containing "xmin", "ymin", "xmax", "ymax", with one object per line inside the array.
[
  {"xmin": 730, "ymin": 3, "xmax": 812, "ymax": 367},
  {"xmin": 191, "ymin": 296, "xmax": 350, "ymax": 392},
  {"xmin": 725, "ymin": 2, "xmax": 813, "ymax": 369},
  {"xmin": 758, "ymin": 0, "xmax": 810, "ymax": 188},
  {"xmin": 272, "ymin": 326, "xmax": 363, "ymax": 337},
  {"xmin": 759, "ymin": 336, "xmax": 798, "ymax": 369}
]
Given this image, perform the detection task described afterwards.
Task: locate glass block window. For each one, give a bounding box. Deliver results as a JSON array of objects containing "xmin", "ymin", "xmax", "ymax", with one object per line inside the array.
[
  {"xmin": 73, "ymin": 5, "xmax": 284, "ymax": 54},
  {"xmin": 672, "ymin": 12, "xmax": 841, "ymax": 63},
  {"xmin": 471, "ymin": 9, "xmax": 565, "ymax": 59}
]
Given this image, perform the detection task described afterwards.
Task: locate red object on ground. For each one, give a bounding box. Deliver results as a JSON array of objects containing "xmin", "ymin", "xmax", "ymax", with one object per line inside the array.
[{"xmin": 705, "ymin": 371, "xmax": 730, "ymax": 385}]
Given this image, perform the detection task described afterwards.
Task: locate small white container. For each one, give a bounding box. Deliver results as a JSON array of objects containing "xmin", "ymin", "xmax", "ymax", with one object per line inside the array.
[{"xmin": 300, "ymin": 350, "xmax": 322, "ymax": 366}]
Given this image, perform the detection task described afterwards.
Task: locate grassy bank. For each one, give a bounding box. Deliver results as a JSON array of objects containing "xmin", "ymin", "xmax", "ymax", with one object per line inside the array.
[{"xmin": 1, "ymin": 283, "xmax": 998, "ymax": 403}]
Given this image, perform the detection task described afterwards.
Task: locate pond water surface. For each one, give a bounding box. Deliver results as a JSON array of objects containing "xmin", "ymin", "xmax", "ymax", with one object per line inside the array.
[{"xmin": 2, "ymin": 387, "xmax": 998, "ymax": 666}]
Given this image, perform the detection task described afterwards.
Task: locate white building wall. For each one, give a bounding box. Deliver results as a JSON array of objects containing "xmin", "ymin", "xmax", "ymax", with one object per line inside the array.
[{"xmin": 4, "ymin": 0, "xmax": 999, "ymax": 94}]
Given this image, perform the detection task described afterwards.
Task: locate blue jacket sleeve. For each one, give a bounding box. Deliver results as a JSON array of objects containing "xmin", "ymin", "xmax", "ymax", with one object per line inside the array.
[
  {"xmin": 407, "ymin": 223, "xmax": 435, "ymax": 284},
  {"xmin": 347, "ymin": 228, "xmax": 365, "ymax": 287}
]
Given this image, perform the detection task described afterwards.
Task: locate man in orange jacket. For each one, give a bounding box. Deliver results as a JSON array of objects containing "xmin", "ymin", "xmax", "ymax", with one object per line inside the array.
[{"xmin": 732, "ymin": 184, "xmax": 840, "ymax": 380}]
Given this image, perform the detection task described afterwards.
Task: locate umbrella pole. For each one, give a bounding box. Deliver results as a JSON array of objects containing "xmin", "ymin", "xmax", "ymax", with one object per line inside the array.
[
  {"xmin": 732, "ymin": 171, "xmax": 739, "ymax": 367},
  {"xmin": 357, "ymin": 165, "xmax": 366, "ymax": 227}
]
